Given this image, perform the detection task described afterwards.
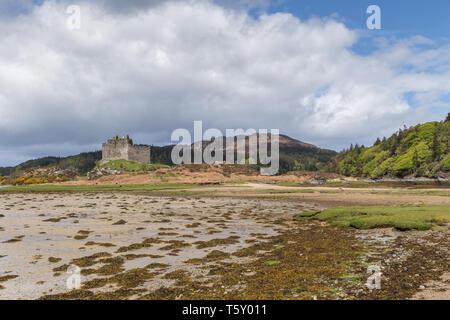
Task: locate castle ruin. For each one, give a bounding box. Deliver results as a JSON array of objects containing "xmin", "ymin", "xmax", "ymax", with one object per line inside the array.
[{"xmin": 102, "ymin": 135, "xmax": 151, "ymax": 164}]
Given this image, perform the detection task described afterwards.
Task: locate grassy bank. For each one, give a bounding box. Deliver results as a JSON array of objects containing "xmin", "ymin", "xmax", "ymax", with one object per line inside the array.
[
  {"xmin": 269, "ymin": 186, "xmax": 450, "ymax": 197},
  {"xmin": 0, "ymin": 182, "xmax": 197, "ymax": 193},
  {"xmin": 273, "ymin": 180, "xmax": 450, "ymax": 189},
  {"xmin": 294, "ymin": 205, "xmax": 450, "ymax": 231}
]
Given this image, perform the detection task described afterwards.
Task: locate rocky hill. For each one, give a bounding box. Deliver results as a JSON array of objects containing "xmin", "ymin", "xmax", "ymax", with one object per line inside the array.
[
  {"xmin": 327, "ymin": 115, "xmax": 450, "ymax": 179},
  {"xmin": 192, "ymin": 134, "xmax": 336, "ymax": 174}
]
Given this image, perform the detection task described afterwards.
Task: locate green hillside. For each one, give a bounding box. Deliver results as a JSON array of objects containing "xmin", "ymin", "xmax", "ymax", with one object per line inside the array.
[
  {"xmin": 150, "ymin": 145, "xmax": 176, "ymax": 165},
  {"xmin": 278, "ymin": 146, "xmax": 337, "ymax": 174},
  {"xmin": 1, "ymin": 151, "xmax": 102, "ymax": 176},
  {"xmin": 0, "ymin": 166, "xmax": 14, "ymax": 176},
  {"xmin": 327, "ymin": 115, "xmax": 450, "ymax": 178},
  {"xmin": 57, "ymin": 151, "xmax": 102, "ymax": 174}
]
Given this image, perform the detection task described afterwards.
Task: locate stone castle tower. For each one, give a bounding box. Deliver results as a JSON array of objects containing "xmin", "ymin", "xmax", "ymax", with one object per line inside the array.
[{"xmin": 102, "ymin": 135, "xmax": 151, "ymax": 164}]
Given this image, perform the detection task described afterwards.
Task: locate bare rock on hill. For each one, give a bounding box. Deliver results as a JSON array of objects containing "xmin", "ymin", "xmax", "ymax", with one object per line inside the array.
[{"xmin": 87, "ymin": 168, "xmax": 121, "ymax": 180}]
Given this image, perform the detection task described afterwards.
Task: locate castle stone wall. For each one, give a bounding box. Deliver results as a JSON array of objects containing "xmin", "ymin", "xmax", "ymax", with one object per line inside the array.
[
  {"xmin": 102, "ymin": 139, "xmax": 129, "ymax": 161},
  {"xmin": 128, "ymin": 145, "xmax": 151, "ymax": 163},
  {"xmin": 102, "ymin": 136, "xmax": 150, "ymax": 164}
]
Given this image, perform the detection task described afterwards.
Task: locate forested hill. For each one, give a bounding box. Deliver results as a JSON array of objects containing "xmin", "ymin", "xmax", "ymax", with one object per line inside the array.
[
  {"xmin": 327, "ymin": 115, "xmax": 450, "ymax": 179},
  {"xmin": 0, "ymin": 151, "xmax": 102, "ymax": 176},
  {"xmin": 151, "ymin": 135, "xmax": 337, "ymax": 174}
]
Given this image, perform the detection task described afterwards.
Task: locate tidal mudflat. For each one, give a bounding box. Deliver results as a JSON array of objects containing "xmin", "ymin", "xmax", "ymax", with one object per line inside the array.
[
  {"xmin": 0, "ymin": 191, "xmax": 448, "ymax": 300},
  {"xmin": 0, "ymin": 192, "xmax": 310, "ymax": 299}
]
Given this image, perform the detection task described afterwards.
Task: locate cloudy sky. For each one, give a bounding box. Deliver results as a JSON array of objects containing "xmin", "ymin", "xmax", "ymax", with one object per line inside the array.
[{"xmin": 0, "ymin": 0, "xmax": 449, "ymax": 166}]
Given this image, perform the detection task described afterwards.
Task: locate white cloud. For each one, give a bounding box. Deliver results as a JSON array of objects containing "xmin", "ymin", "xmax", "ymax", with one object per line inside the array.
[{"xmin": 0, "ymin": 0, "xmax": 449, "ymax": 165}]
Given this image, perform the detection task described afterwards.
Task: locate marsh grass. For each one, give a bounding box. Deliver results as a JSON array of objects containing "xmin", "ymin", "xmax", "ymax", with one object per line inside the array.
[
  {"xmin": 294, "ymin": 210, "xmax": 322, "ymax": 219},
  {"xmin": 296, "ymin": 205, "xmax": 450, "ymax": 231},
  {"xmin": 269, "ymin": 187, "xmax": 450, "ymax": 197},
  {"xmin": 265, "ymin": 189, "xmax": 315, "ymax": 194}
]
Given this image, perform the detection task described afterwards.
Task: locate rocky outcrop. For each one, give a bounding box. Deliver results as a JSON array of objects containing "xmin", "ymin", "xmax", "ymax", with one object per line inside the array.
[{"xmin": 87, "ymin": 168, "xmax": 121, "ymax": 180}]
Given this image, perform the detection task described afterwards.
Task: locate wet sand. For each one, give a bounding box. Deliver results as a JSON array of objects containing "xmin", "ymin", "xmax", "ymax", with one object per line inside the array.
[{"xmin": 0, "ymin": 193, "xmax": 307, "ymax": 299}]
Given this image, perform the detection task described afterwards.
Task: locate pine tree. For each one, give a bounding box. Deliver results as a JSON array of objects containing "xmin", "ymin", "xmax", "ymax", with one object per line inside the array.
[
  {"xmin": 446, "ymin": 113, "xmax": 450, "ymax": 122},
  {"xmin": 374, "ymin": 137, "xmax": 381, "ymax": 146},
  {"xmin": 431, "ymin": 124, "xmax": 441, "ymax": 160},
  {"xmin": 390, "ymin": 134, "xmax": 398, "ymax": 155},
  {"xmin": 412, "ymin": 148, "xmax": 420, "ymax": 171}
]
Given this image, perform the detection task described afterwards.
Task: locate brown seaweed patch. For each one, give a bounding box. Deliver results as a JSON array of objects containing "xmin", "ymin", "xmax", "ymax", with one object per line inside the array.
[
  {"xmin": 186, "ymin": 223, "xmax": 201, "ymax": 228},
  {"xmin": 162, "ymin": 270, "xmax": 192, "ymax": 286},
  {"xmin": 157, "ymin": 232, "xmax": 179, "ymax": 236},
  {"xmin": 194, "ymin": 236, "xmax": 240, "ymax": 249},
  {"xmin": 2, "ymin": 238, "xmax": 22, "ymax": 243},
  {"xmin": 52, "ymin": 264, "xmax": 70, "ymax": 273},
  {"xmin": 82, "ymin": 278, "xmax": 109, "ymax": 289},
  {"xmin": 70, "ymin": 252, "xmax": 112, "ymax": 268},
  {"xmin": 116, "ymin": 238, "xmax": 164, "ymax": 253},
  {"xmin": 48, "ymin": 257, "xmax": 62, "ymax": 263},
  {"xmin": 162, "ymin": 270, "xmax": 190, "ymax": 280},
  {"xmin": 180, "ymin": 234, "xmax": 197, "ymax": 238},
  {"xmin": 146, "ymin": 263, "xmax": 170, "ymax": 269},
  {"xmin": 43, "ymin": 217, "xmax": 67, "ymax": 223},
  {"xmin": 112, "ymin": 219, "xmax": 127, "ymax": 225},
  {"xmin": 158, "ymin": 240, "xmax": 191, "ymax": 251},
  {"xmin": 121, "ymin": 254, "xmax": 163, "ymax": 260},
  {"xmin": 185, "ymin": 250, "xmax": 230, "ymax": 265},
  {"xmin": 205, "ymin": 250, "xmax": 230, "ymax": 261},
  {"xmin": 85, "ymin": 241, "xmax": 116, "ymax": 247},
  {"xmin": 82, "ymin": 257, "xmax": 125, "ymax": 276},
  {"xmin": 0, "ymin": 275, "xmax": 18, "ymax": 282},
  {"xmin": 108, "ymin": 268, "xmax": 157, "ymax": 289},
  {"xmin": 41, "ymin": 289, "xmax": 95, "ymax": 300}
]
